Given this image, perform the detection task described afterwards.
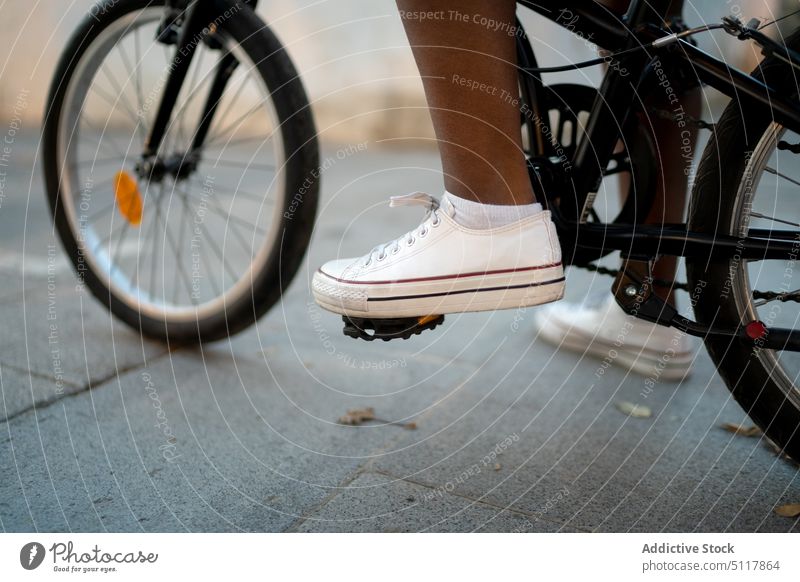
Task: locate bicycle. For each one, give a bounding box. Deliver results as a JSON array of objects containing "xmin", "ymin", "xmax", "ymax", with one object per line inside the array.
[
  {"xmin": 42, "ymin": 0, "xmax": 319, "ymax": 343},
  {"xmin": 509, "ymin": 0, "xmax": 800, "ymax": 461},
  {"xmin": 42, "ymin": 0, "xmax": 800, "ymax": 460}
]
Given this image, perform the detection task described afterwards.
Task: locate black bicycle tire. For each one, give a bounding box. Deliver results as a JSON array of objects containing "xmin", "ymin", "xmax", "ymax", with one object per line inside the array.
[
  {"xmin": 41, "ymin": 0, "xmax": 319, "ymax": 344},
  {"xmin": 686, "ymin": 29, "xmax": 800, "ymax": 460}
]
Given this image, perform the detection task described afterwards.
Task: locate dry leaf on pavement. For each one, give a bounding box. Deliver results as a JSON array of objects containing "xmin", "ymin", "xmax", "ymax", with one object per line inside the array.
[
  {"xmin": 616, "ymin": 401, "xmax": 652, "ymax": 419},
  {"xmin": 720, "ymin": 422, "xmax": 762, "ymax": 437},
  {"xmin": 338, "ymin": 407, "xmax": 376, "ymax": 425},
  {"xmin": 774, "ymin": 503, "xmax": 800, "ymax": 518}
]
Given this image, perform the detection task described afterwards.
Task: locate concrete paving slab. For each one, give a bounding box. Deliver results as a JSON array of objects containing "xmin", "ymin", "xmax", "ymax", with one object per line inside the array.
[
  {"xmin": 0, "ymin": 269, "xmax": 168, "ymax": 390},
  {"xmin": 369, "ymin": 314, "xmax": 800, "ymax": 533},
  {"xmin": 294, "ymin": 471, "xmax": 575, "ymax": 532},
  {"xmin": 0, "ymin": 363, "xmax": 83, "ymax": 423}
]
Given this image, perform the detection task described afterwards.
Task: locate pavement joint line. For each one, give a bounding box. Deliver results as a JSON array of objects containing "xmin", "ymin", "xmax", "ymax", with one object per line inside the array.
[
  {"xmin": 369, "ymin": 468, "xmax": 592, "ymax": 532},
  {"xmin": 0, "ymin": 360, "xmax": 84, "ymax": 390},
  {"xmin": 282, "ymin": 466, "xmax": 370, "ymax": 532},
  {"xmin": 0, "ymin": 346, "xmax": 173, "ymax": 425}
]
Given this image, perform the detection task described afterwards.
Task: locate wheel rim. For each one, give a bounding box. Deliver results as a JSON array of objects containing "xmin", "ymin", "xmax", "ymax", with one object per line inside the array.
[
  {"xmin": 56, "ymin": 6, "xmax": 287, "ymax": 323},
  {"xmin": 731, "ymin": 121, "xmax": 800, "ymax": 409}
]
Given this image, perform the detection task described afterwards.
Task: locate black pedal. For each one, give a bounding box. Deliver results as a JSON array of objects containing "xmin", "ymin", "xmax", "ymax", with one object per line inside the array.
[{"xmin": 342, "ymin": 315, "xmax": 445, "ymax": 341}]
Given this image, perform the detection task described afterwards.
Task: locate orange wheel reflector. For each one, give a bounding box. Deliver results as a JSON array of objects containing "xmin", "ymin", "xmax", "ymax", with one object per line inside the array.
[
  {"xmin": 417, "ymin": 314, "xmax": 439, "ymax": 326},
  {"xmin": 114, "ymin": 170, "xmax": 143, "ymax": 226}
]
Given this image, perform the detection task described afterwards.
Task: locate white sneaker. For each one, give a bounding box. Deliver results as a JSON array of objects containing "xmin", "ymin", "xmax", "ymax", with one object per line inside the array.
[
  {"xmin": 533, "ymin": 293, "xmax": 693, "ymax": 380},
  {"xmin": 312, "ymin": 192, "xmax": 565, "ymax": 318}
]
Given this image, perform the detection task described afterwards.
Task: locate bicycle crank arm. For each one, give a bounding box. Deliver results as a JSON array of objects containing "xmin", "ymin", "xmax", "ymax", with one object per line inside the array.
[{"xmin": 612, "ymin": 261, "xmax": 800, "ymax": 352}]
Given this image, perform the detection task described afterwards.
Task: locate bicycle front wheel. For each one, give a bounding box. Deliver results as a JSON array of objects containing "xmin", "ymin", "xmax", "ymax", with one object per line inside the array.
[
  {"xmin": 42, "ymin": 0, "xmax": 318, "ymax": 343},
  {"xmin": 687, "ymin": 29, "xmax": 800, "ymax": 460}
]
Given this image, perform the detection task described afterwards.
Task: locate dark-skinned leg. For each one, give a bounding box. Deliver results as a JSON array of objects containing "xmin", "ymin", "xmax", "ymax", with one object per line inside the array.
[
  {"xmin": 602, "ymin": 0, "xmax": 701, "ymax": 303},
  {"xmin": 396, "ymin": 0, "xmax": 534, "ymax": 205}
]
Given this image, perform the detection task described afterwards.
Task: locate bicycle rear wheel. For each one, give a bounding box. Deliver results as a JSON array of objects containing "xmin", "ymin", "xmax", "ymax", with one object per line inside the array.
[
  {"xmin": 687, "ymin": 29, "xmax": 800, "ymax": 460},
  {"xmin": 42, "ymin": 0, "xmax": 318, "ymax": 343}
]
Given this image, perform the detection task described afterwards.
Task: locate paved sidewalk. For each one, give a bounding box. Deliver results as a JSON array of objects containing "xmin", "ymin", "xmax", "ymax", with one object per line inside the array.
[{"xmin": 0, "ymin": 132, "xmax": 798, "ymax": 532}]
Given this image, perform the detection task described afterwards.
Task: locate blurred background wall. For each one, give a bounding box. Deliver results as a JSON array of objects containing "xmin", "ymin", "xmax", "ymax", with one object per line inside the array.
[{"xmin": 0, "ymin": 0, "xmax": 795, "ymax": 143}]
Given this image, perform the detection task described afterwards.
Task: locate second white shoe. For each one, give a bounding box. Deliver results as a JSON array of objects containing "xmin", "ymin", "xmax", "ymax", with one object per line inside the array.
[
  {"xmin": 533, "ymin": 293, "xmax": 694, "ymax": 380},
  {"xmin": 312, "ymin": 192, "xmax": 565, "ymax": 318}
]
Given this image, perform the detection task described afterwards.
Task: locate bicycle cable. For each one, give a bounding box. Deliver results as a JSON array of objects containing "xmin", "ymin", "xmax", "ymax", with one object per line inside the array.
[
  {"xmin": 520, "ymin": 23, "xmax": 726, "ymax": 74},
  {"xmin": 757, "ymin": 8, "xmax": 800, "ymax": 31}
]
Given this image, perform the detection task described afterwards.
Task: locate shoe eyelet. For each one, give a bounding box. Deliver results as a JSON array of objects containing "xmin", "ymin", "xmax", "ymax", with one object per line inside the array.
[
  {"xmin": 406, "ymin": 236, "xmax": 415, "ymax": 246},
  {"xmin": 431, "ymin": 216, "xmax": 441, "ymax": 227},
  {"xmin": 364, "ymin": 258, "xmax": 372, "ymax": 267},
  {"xmin": 419, "ymin": 227, "xmax": 428, "ymax": 238},
  {"xmin": 377, "ymin": 252, "xmax": 387, "ymax": 262},
  {"xmin": 391, "ymin": 245, "xmax": 401, "ymax": 255}
]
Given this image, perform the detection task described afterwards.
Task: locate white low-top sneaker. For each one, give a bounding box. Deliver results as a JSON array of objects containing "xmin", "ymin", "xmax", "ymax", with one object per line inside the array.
[
  {"xmin": 533, "ymin": 293, "xmax": 694, "ymax": 380},
  {"xmin": 312, "ymin": 192, "xmax": 565, "ymax": 318}
]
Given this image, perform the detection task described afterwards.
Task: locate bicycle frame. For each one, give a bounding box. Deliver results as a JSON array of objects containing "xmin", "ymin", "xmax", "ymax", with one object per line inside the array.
[
  {"xmin": 517, "ymin": 0, "xmax": 800, "ymax": 350},
  {"xmin": 517, "ymin": 0, "xmax": 800, "ymax": 264}
]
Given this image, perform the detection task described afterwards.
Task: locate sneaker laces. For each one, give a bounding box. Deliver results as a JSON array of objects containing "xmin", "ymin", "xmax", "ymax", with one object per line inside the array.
[{"xmin": 361, "ymin": 192, "xmax": 452, "ymax": 267}]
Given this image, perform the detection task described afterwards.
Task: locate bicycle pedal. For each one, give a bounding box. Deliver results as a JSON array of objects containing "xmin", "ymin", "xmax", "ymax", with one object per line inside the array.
[{"xmin": 342, "ymin": 314, "xmax": 445, "ymax": 341}]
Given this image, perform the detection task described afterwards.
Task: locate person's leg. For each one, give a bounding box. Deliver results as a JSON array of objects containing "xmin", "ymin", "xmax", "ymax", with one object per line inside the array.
[
  {"xmin": 534, "ymin": 0, "xmax": 700, "ymax": 379},
  {"xmin": 396, "ymin": 0, "xmax": 534, "ymax": 205},
  {"xmin": 602, "ymin": 0, "xmax": 701, "ymax": 302},
  {"xmin": 312, "ymin": 0, "xmax": 564, "ymax": 324}
]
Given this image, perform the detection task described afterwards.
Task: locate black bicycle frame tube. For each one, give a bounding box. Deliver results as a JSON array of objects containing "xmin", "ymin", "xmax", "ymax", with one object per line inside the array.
[
  {"xmin": 144, "ymin": 0, "xmax": 229, "ymax": 157},
  {"xmin": 570, "ymin": 223, "xmax": 800, "ymax": 262},
  {"xmin": 190, "ymin": 51, "xmax": 239, "ymax": 152},
  {"xmin": 520, "ymin": 0, "xmax": 800, "ymax": 133}
]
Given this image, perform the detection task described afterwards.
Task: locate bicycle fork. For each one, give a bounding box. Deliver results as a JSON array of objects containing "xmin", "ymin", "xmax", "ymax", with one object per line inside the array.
[{"xmin": 138, "ymin": 0, "xmax": 253, "ymax": 180}]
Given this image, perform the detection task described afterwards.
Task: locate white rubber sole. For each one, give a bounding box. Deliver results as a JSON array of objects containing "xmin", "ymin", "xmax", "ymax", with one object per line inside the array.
[
  {"xmin": 313, "ymin": 264, "xmax": 565, "ymax": 318},
  {"xmin": 536, "ymin": 319, "xmax": 692, "ymax": 381}
]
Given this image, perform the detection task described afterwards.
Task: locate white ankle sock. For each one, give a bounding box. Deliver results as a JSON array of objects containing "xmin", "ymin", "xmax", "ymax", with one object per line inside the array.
[{"xmin": 443, "ymin": 191, "xmax": 543, "ymax": 230}]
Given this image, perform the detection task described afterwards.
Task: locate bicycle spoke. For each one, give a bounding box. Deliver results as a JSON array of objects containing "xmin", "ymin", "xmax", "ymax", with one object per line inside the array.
[
  {"xmin": 86, "ymin": 197, "xmax": 118, "ymax": 223},
  {"xmin": 209, "ymin": 159, "xmax": 275, "ymax": 172},
  {"xmin": 131, "ymin": 186, "xmax": 161, "ymax": 290},
  {"xmin": 149, "ymin": 182, "xmax": 165, "ymax": 301},
  {"xmin": 204, "ymin": 70, "xmax": 250, "ymax": 145},
  {"xmin": 75, "ymin": 155, "xmax": 127, "ymax": 168},
  {"xmin": 176, "ymin": 190, "xmax": 222, "ymax": 299},
  {"xmin": 765, "ymin": 165, "xmax": 800, "ymax": 188},
  {"xmin": 133, "ymin": 27, "xmax": 147, "ymax": 133},
  {"xmin": 181, "ymin": 184, "xmax": 256, "ymax": 256},
  {"xmin": 175, "ymin": 189, "xmax": 232, "ymax": 293},
  {"xmin": 115, "ymin": 39, "xmax": 148, "ymax": 140},
  {"xmin": 205, "ymin": 95, "xmax": 268, "ymax": 147},
  {"xmin": 110, "ymin": 219, "xmax": 131, "ymax": 276},
  {"xmin": 78, "ymin": 116, "xmax": 129, "ymax": 160},
  {"xmin": 749, "ymin": 212, "xmax": 800, "ymax": 227},
  {"xmin": 98, "ymin": 63, "xmax": 145, "ymax": 144},
  {"xmin": 176, "ymin": 45, "xmax": 208, "ymax": 149},
  {"xmin": 192, "ymin": 178, "xmax": 268, "ymax": 203},
  {"xmin": 160, "ymin": 202, "xmax": 195, "ymax": 305},
  {"xmin": 204, "ymin": 133, "xmax": 273, "ymax": 150},
  {"xmin": 181, "ymin": 185, "xmax": 267, "ymax": 235},
  {"xmin": 172, "ymin": 190, "xmax": 192, "ymax": 304}
]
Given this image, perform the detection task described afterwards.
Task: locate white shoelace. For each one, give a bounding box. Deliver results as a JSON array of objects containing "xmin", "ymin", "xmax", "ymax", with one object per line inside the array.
[{"xmin": 362, "ymin": 192, "xmax": 453, "ymax": 267}]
